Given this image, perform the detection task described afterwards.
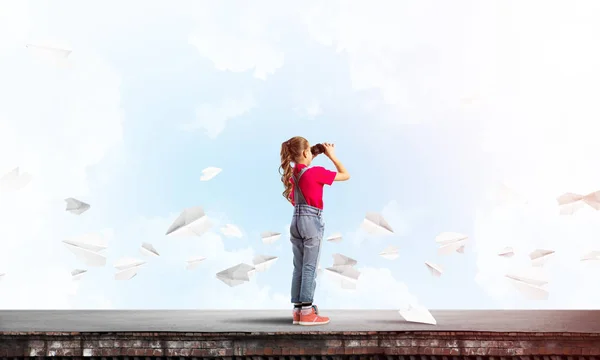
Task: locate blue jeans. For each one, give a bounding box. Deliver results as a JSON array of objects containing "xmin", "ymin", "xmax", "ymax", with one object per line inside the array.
[{"xmin": 290, "ymin": 204, "xmax": 325, "ymax": 304}]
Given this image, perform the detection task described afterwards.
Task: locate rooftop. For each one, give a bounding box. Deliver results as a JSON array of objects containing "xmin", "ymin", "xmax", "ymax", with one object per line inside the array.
[{"xmin": 1, "ymin": 309, "xmax": 599, "ymax": 333}]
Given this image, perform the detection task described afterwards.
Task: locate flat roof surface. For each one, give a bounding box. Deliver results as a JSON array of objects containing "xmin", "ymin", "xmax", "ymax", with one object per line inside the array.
[{"xmin": 0, "ymin": 310, "xmax": 599, "ymax": 333}]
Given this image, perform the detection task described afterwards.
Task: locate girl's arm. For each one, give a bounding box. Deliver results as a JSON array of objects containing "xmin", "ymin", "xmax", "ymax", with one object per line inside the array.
[{"xmin": 329, "ymin": 154, "xmax": 350, "ymax": 181}]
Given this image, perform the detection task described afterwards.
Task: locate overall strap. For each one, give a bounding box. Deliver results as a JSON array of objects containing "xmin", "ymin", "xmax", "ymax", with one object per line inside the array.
[{"xmin": 292, "ymin": 167, "xmax": 310, "ymax": 205}]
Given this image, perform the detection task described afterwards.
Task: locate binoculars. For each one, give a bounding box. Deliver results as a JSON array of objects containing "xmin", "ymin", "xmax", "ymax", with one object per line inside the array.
[{"xmin": 310, "ymin": 143, "xmax": 326, "ymax": 156}]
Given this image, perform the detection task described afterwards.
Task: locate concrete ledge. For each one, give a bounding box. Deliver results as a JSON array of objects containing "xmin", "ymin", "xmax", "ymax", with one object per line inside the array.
[{"xmin": 2, "ymin": 331, "xmax": 600, "ymax": 357}]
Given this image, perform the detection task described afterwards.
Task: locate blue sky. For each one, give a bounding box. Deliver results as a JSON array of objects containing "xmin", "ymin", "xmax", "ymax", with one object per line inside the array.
[{"xmin": 2, "ymin": 0, "xmax": 600, "ymax": 311}]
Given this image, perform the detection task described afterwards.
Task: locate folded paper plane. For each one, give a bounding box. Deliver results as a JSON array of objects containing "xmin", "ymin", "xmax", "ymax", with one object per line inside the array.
[
  {"xmin": 332, "ymin": 253, "xmax": 358, "ymax": 267},
  {"xmin": 114, "ymin": 257, "xmax": 146, "ymax": 280},
  {"xmin": 425, "ymin": 262, "xmax": 443, "ymax": 277},
  {"xmin": 325, "ymin": 265, "xmax": 361, "ymax": 289},
  {"xmin": 64, "ymin": 198, "xmax": 90, "ymax": 215},
  {"xmin": 261, "ymin": 231, "xmax": 281, "ymax": 244},
  {"xmin": 166, "ymin": 206, "xmax": 213, "ymax": 237},
  {"xmin": 360, "ymin": 212, "xmax": 394, "ymax": 235},
  {"xmin": 71, "ymin": 269, "xmax": 87, "ymax": 281},
  {"xmin": 200, "ymin": 167, "xmax": 222, "ymax": 181},
  {"xmin": 505, "ymin": 267, "xmax": 549, "ymax": 300},
  {"xmin": 220, "ymin": 224, "xmax": 243, "ymax": 238},
  {"xmin": 326, "ymin": 232, "xmax": 343, "ymax": 243},
  {"xmin": 26, "ymin": 44, "xmax": 72, "ymax": 58},
  {"xmin": 557, "ymin": 190, "xmax": 600, "ymax": 214},
  {"xmin": 498, "ymin": 247, "xmax": 515, "ymax": 257},
  {"xmin": 398, "ymin": 304, "xmax": 437, "ymax": 325},
  {"xmin": 379, "ymin": 245, "xmax": 399, "ymax": 260},
  {"xmin": 496, "ymin": 184, "xmax": 528, "ymax": 206},
  {"xmin": 252, "ymin": 255, "xmax": 278, "ymax": 272},
  {"xmin": 140, "ymin": 242, "xmax": 160, "ymax": 257},
  {"xmin": 581, "ymin": 251, "xmax": 600, "ymax": 261},
  {"xmin": 436, "ymin": 232, "xmax": 468, "ymax": 255},
  {"xmin": 62, "ymin": 233, "xmax": 107, "ymax": 267},
  {"xmin": 186, "ymin": 256, "xmax": 206, "ymax": 270},
  {"xmin": 529, "ymin": 249, "xmax": 554, "ymax": 267},
  {"xmin": 0, "ymin": 167, "xmax": 32, "ymax": 192},
  {"xmin": 216, "ymin": 263, "xmax": 255, "ymax": 287}
]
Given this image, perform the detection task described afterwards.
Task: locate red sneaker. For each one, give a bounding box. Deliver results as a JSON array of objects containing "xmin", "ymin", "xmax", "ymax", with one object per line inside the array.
[
  {"xmin": 292, "ymin": 308, "xmax": 300, "ymax": 324},
  {"xmin": 299, "ymin": 305, "xmax": 330, "ymax": 326}
]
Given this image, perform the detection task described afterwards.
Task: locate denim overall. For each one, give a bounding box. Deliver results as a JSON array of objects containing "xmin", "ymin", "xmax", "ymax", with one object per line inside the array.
[{"xmin": 290, "ymin": 166, "xmax": 325, "ymax": 304}]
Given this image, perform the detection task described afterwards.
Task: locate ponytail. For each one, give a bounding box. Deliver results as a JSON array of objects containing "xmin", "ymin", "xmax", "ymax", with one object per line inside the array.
[{"xmin": 279, "ymin": 137, "xmax": 309, "ymax": 203}]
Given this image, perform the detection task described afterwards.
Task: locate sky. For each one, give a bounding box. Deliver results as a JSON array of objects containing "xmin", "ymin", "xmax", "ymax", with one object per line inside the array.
[{"xmin": 1, "ymin": 0, "xmax": 600, "ymax": 311}]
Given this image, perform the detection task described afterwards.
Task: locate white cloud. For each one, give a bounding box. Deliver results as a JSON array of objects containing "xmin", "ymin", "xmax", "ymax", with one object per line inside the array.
[
  {"xmin": 182, "ymin": 93, "xmax": 256, "ymax": 138},
  {"xmin": 188, "ymin": 0, "xmax": 287, "ymax": 80},
  {"xmin": 0, "ymin": 2, "xmax": 124, "ymax": 308},
  {"xmin": 470, "ymin": 1, "xmax": 600, "ymax": 308}
]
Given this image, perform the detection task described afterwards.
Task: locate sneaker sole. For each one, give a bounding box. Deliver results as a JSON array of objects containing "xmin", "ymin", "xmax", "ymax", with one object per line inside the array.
[{"xmin": 299, "ymin": 320, "xmax": 330, "ymax": 325}]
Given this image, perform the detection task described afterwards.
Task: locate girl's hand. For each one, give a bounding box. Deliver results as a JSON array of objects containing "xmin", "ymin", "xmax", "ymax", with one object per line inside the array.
[{"xmin": 323, "ymin": 142, "xmax": 336, "ymax": 158}]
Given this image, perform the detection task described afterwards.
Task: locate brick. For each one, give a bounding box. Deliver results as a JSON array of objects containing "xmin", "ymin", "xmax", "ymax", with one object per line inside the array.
[{"xmin": 325, "ymin": 340, "xmax": 342, "ymax": 347}]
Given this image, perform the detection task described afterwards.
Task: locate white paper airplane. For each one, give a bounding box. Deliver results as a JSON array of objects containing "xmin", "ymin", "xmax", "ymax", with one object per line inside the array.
[
  {"xmin": 379, "ymin": 245, "xmax": 399, "ymax": 260},
  {"xmin": 360, "ymin": 212, "xmax": 394, "ymax": 236},
  {"xmin": 62, "ymin": 233, "xmax": 107, "ymax": 267},
  {"xmin": 325, "ymin": 266, "xmax": 361, "ymax": 289},
  {"xmin": 0, "ymin": 273, "xmax": 5, "ymax": 280},
  {"xmin": 425, "ymin": 262, "xmax": 443, "ymax": 277},
  {"xmin": 140, "ymin": 242, "xmax": 160, "ymax": 257},
  {"xmin": 435, "ymin": 232, "xmax": 468, "ymax": 255},
  {"xmin": 64, "ymin": 198, "xmax": 90, "ymax": 215},
  {"xmin": 326, "ymin": 232, "xmax": 343, "ymax": 243},
  {"xmin": 581, "ymin": 251, "xmax": 600, "ymax": 261},
  {"xmin": 71, "ymin": 269, "xmax": 87, "ymax": 281},
  {"xmin": 26, "ymin": 44, "xmax": 72, "ymax": 58},
  {"xmin": 114, "ymin": 257, "xmax": 146, "ymax": 280},
  {"xmin": 557, "ymin": 190, "xmax": 600, "ymax": 214},
  {"xmin": 220, "ymin": 224, "xmax": 243, "ymax": 238},
  {"xmin": 200, "ymin": 167, "xmax": 222, "ymax": 181},
  {"xmin": 398, "ymin": 304, "xmax": 437, "ymax": 325},
  {"xmin": 252, "ymin": 255, "xmax": 278, "ymax": 272},
  {"xmin": 216, "ymin": 263, "xmax": 255, "ymax": 287},
  {"xmin": 332, "ymin": 253, "xmax": 358, "ymax": 267},
  {"xmin": 505, "ymin": 268, "xmax": 549, "ymax": 300},
  {"xmin": 0, "ymin": 167, "xmax": 32, "ymax": 192},
  {"xmin": 166, "ymin": 206, "xmax": 213, "ymax": 237},
  {"xmin": 498, "ymin": 247, "xmax": 515, "ymax": 257},
  {"xmin": 186, "ymin": 256, "xmax": 206, "ymax": 270},
  {"xmin": 261, "ymin": 231, "xmax": 281, "ymax": 244},
  {"xmin": 529, "ymin": 249, "xmax": 555, "ymax": 267}
]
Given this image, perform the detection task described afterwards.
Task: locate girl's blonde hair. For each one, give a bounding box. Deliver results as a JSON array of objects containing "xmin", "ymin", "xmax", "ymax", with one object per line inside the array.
[{"xmin": 279, "ymin": 136, "xmax": 309, "ymax": 203}]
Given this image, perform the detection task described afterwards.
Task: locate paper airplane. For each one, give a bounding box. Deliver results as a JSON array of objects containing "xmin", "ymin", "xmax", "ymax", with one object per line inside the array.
[
  {"xmin": 166, "ymin": 206, "xmax": 213, "ymax": 237},
  {"xmin": 398, "ymin": 304, "xmax": 437, "ymax": 325},
  {"xmin": 425, "ymin": 262, "xmax": 443, "ymax": 277},
  {"xmin": 529, "ymin": 249, "xmax": 554, "ymax": 267},
  {"xmin": 325, "ymin": 266, "xmax": 361, "ymax": 289},
  {"xmin": 379, "ymin": 245, "xmax": 399, "ymax": 260},
  {"xmin": 200, "ymin": 167, "xmax": 222, "ymax": 181},
  {"xmin": 557, "ymin": 190, "xmax": 600, "ymax": 214},
  {"xmin": 498, "ymin": 247, "xmax": 515, "ymax": 257},
  {"xmin": 64, "ymin": 198, "xmax": 90, "ymax": 215},
  {"xmin": 360, "ymin": 212, "xmax": 394, "ymax": 236},
  {"xmin": 0, "ymin": 273, "xmax": 5, "ymax": 280},
  {"xmin": 114, "ymin": 257, "xmax": 146, "ymax": 280},
  {"xmin": 252, "ymin": 255, "xmax": 278, "ymax": 272},
  {"xmin": 140, "ymin": 242, "xmax": 160, "ymax": 257},
  {"xmin": 332, "ymin": 253, "xmax": 358, "ymax": 267},
  {"xmin": 216, "ymin": 263, "xmax": 255, "ymax": 287},
  {"xmin": 26, "ymin": 44, "xmax": 72, "ymax": 58},
  {"xmin": 0, "ymin": 167, "xmax": 32, "ymax": 192},
  {"xmin": 581, "ymin": 251, "xmax": 600, "ymax": 261},
  {"xmin": 326, "ymin": 232, "xmax": 343, "ymax": 243},
  {"xmin": 71, "ymin": 269, "xmax": 87, "ymax": 281},
  {"xmin": 220, "ymin": 224, "xmax": 243, "ymax": 238},
  {"xmin": 436, "ymin": 232, "xmax": 468, "ymax": 255},
  {"xmin": 186, "ymin": 256, "xmax": 206, "ymax": 270},
  {"xmin": 261, "ymin": 231, "xmax": 281, "ymax": 244},
  {"xmin": 62, "ymin": 233, "xmax": 107, "ymax": 267},
  {"xmin": 505, "ymin": 268, "xmax": 549, "ymax": 300}
]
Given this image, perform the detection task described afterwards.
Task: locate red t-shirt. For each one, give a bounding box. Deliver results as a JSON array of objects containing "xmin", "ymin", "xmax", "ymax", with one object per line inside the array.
[{"xmin": 290, "ymin": 164, "xmax": 337, "ymax": 209}]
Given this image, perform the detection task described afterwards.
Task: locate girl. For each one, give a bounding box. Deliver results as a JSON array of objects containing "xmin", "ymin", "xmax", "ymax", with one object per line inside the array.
[{"xmin": 279, "ymin": 136, "xmax": 350, "ymax": 326}]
